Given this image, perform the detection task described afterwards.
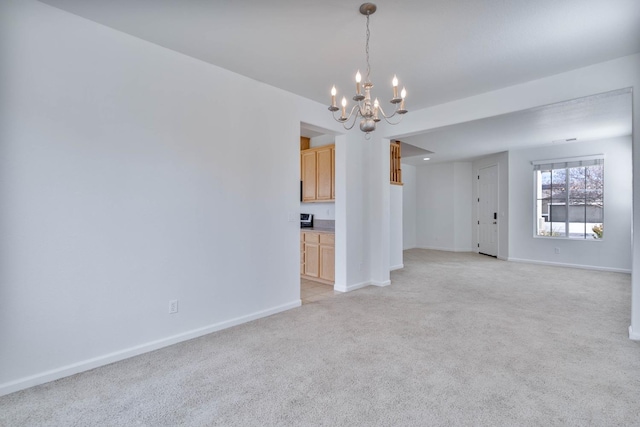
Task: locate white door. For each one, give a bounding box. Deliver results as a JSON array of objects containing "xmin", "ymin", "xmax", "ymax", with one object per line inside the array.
[{"xmin": 478, "ymin": 165, "xmax": 498, "ymax": 257}]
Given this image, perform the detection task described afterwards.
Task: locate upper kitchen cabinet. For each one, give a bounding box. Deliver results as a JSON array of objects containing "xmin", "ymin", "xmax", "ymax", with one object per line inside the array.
[
  {"xmin": 316, "ymin": 146, "xmax": 332, "ymax": 201},
  {"xmin": 301, "ymin": 143, "xmax": 335, "ymax": 203},
  {"xmin": 301, "ymin": 149, "xmax": 317, "ymax": 202}
]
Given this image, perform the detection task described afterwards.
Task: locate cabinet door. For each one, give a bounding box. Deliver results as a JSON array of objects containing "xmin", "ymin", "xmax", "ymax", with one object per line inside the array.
[
  {"xmin": 300, "ymin": 233, "xmax": 305, "ymax": 273},
  {"xmin": 301, "ymin": 150, "xmax": 317, "ymax": 202},
  {"xmin": 319, "ymin": 234, "xmax": 335, "ymax": 282},
  {"xmin": 316, "ymin": 147, "xmax": 333, "ymax": 200},
  {"xmin": 331, "ymin": 146, "xmax": 336, "ymax": 200},
  {"xmin": 304, "ymin": 242, "xmax": 320, "ymax": 278},
  {"xmin": 319, "ymin": 244, "xmax": 335, "ymax": 282}
]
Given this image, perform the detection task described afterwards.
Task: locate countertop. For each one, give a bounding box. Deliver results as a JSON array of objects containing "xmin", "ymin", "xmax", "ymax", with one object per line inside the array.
[
  {"xmin": 300, "ymin": 219, "xmax": 334, "ymax": 233},
  {"xmin": 300, "ymin": 227, "xmax": 334, "ymax": 234}
]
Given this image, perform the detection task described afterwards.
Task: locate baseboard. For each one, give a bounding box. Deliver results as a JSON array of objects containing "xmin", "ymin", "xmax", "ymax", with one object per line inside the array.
[
  {"xmin": 507, "ymin": 257, "xmax": 631, "ymax": 274},
  {"xmin": 371, "ymin": 279, "xmax": 391, "ymax": 287},
  {"xmin": 390, "ymin": 264, "xmax": 404, "ymax": 271},
  {"xmin": 0, "ymin": 300, "xmax": 301, "ymax": 397},
  {"xmin": 334, "ymin": 281, "xmax": 370, "ymax": 293},
  {"xmin": 630, "ymin": 326, "xmax": 640, "ymax": 341},
  {"xmin": 417, "ymin": 246, "xmax": 473, "ymax": 253},
  {"xmin": 417, "ymin": 245, "xmax": 453, "ymax": 252}
]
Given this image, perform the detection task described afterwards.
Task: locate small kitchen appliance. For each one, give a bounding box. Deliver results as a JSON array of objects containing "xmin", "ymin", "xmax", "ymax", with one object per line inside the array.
[{"xmin": 300, "ymin": 213, "xmax": 314, "ymax": 228}]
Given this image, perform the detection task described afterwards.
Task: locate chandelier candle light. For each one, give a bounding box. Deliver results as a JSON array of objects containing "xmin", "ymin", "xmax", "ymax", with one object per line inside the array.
[{"xmin": 329, "ymin": 3, "xmax": 407, "ymax": 135}]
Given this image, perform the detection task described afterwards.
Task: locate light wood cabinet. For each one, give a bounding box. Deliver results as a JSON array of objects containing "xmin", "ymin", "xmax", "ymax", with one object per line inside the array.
[
  {"xmin": 301, "ymin": 231, "xmax": 334, "ymax": 284},
  {"xmin": 301, "ymin": 144, "xmax": 335, "ymax": 203},
  {"xmin": 319, "ymin": 233, "xmax": 335, "ymax": 282},
  {"xmin": 301, "ymin": 150, "xmax": 317, "ymax": 202},
  {"xmin": 316, "ymin": 146, "xmax": 333, "ymax": 200},
  {"xmin": 331, "ymin": 147, "xmax": 336, "ymax": 200},
  {"xmin": 304, "ymin": 241, "xmax": 320, "ymax": 278},
  {"xmin": 300, "ymin": 233, "xmax": 305, "ymax": 273}
]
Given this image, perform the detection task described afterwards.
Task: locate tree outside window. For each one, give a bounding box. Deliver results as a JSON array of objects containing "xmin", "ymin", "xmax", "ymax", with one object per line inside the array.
[{"xmin": 534, "ymin": 158, "xmax": 603, "ymax": 239}]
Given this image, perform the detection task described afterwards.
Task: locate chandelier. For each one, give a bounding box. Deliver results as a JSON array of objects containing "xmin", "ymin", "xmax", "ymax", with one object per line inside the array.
[{"xmin": 328, "ymin": 3, "xmax": 407, "ymax": 135}]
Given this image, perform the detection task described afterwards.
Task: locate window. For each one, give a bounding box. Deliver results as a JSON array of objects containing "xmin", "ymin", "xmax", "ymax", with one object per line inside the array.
[{"xmin": 533, "ymin": 156, "xmax": 604, "ymax": 239}]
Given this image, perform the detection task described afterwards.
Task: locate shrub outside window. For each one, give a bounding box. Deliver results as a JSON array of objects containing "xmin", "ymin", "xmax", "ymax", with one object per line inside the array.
[{"xmin": 533, "ymin": 156, "xmax": 604, "ymax": 239}]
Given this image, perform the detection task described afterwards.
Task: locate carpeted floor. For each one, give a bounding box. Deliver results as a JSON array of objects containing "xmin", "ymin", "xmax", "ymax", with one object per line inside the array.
[{"xmin": 1, "ymin": 249, "xmax": 638, "ymax": 426}]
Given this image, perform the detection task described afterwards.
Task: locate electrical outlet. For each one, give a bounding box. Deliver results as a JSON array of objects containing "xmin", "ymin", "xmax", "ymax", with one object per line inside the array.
[
  {"xmin": 554, "ymin": 248, "xmax": 560, "ymax": 254},
  {"xmin": 169, "ymin": 300, "xmax": 178, "ymax": 314}
]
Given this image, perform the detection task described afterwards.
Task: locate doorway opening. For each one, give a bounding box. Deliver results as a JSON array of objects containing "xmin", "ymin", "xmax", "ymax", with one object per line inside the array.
[{"xmin": 300, "ymin": 124, "xmax": 337, "ymax": 304}]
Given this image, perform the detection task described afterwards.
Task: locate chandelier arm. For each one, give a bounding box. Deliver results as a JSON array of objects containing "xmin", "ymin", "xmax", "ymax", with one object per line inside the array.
[
  {"xmin": 380, "ymin": 114, "xmax": 405, "ymax": 126},
  {"xmin": 331, "ymin": 106, "xmax": 361, "ymax": 130},
  {"xmin": 376, "ymin": 104, "xmax": 397, "ymax": 119},
  {"xmin": 349, "ymin": 104, "xmax": 361, "ymax": 119},
  {"xmin": 342, "ymin": 118, "xmax": 358, "ymax": 130},
  {"xmin": 376, "ymin": 104, "xmax": 406, "ymax": 125}
]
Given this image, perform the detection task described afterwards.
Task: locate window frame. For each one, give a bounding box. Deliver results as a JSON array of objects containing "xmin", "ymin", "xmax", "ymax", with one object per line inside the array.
[{"xmin": 532, "ymin": 155, "xmax": 604, "ymax": 240}]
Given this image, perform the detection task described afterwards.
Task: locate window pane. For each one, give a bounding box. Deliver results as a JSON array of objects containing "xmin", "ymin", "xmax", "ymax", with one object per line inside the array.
[
  {"xmin": 548, "ymin": 198, "xmax": 566, "ymax": 222},
  {"xmin": 585, "ymin": 164, "xmax": 604, "ymax": 211},
  {"xmin": 534, "ymin": 160, "xmax": 604, "ymax": 239},
  {"xmin": 546, "ymin": 221, "xmax": 566, "ymax": 237},
  {"xmin": 551, "ymin": 169, "xmax": 566, "ymax": 198},
  {"xmin": 567, "ymin": 167, "xmax": 586, "ymax": 238},
  {"xmin": 585, "ymin": 164, "xmax": 604, "ymax": 238},
  {"xmin": 569, "ymin": 167, "xmax": 586, "ymax": 202},
  {"xmin": 537, "ymin": 170, "xmax": 551, "ymax": 228}
]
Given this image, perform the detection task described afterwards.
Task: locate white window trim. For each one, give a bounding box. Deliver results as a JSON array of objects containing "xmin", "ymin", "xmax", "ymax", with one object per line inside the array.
[
  {"xmin": 531, "ymin": 154, "xmax": 605, "ymax": 166},
  {"xmin": 532, "ymin": 154, "xmax": 605, "ymax": 240}
]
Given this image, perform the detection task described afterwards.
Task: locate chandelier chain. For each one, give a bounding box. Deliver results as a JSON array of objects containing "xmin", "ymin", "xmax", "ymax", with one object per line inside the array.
[{"xmin": 365, "ymin": 12, "xmax": 370, "ymax": 83}]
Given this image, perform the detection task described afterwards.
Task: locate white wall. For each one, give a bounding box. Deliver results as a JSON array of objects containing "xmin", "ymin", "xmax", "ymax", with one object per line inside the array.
[
  {"xmin": 0, "ymin": 0, "xmax": 308, "ymax": 394},
  {"xmin": 402, "ymin": 164, "xmax": 417, "ymax": 249},
  {"xmin": 368, "ymin": 135, "xmax": 391, "ymax": 286},
  {"xmin": 472, "ymin": 152, "xmax": 510, "ymax": 259},
  {"xmin": 300, "ymin": 202, "xmax": 335, "ymax": 220},
  {"xmin": 454, "ymin": 162, "xmax": 473, "ymax": 251},
  {"xmin": 338, "ymin": 133, "xmax": 372, "ymax": 291},
  {"xmin": 389, "ymin": 185, "xmax": 403, "ymax": 269},
  {"xmin": 416, "ymin": 164, "xmax": 454, "ymax": 250},
  {"xmin": 508, "ymin": 137, "xmax": 632, "ymax": 272},
  {"xmin": 309, "ymin": 135, "xmax": 335, "ymax": 147},
  {"xmin": 415, "ymin": 162, "xmax": 473, "ymax": 251}
]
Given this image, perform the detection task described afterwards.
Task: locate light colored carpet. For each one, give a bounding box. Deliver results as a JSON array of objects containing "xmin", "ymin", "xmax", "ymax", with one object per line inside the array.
[{"xmin": 2, "ymin": 249, "xmax": 639, "ymax": 426}]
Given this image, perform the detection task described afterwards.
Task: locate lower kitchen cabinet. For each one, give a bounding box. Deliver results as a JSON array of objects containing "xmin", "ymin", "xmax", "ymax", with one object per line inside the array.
[
  {"xmin": 301, "ymin": 231, "xmax": 334, "ymax": 284},
  {"xmin": 319, "ymin": 233, "xmax": 335, "ymax": 282}
]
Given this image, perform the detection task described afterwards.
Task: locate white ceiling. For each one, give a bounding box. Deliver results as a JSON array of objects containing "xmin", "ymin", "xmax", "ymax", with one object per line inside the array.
[
  {"xmin": 38, "ymin": 1, "xmax": 638, "ymax": 164},
  {"xmin": 400, "ymin": 88, "xmax": 633, "ymax": 165},
  {"xmin": 39, "ymin": 0, "xmax": 640, "ymax": 112}
]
